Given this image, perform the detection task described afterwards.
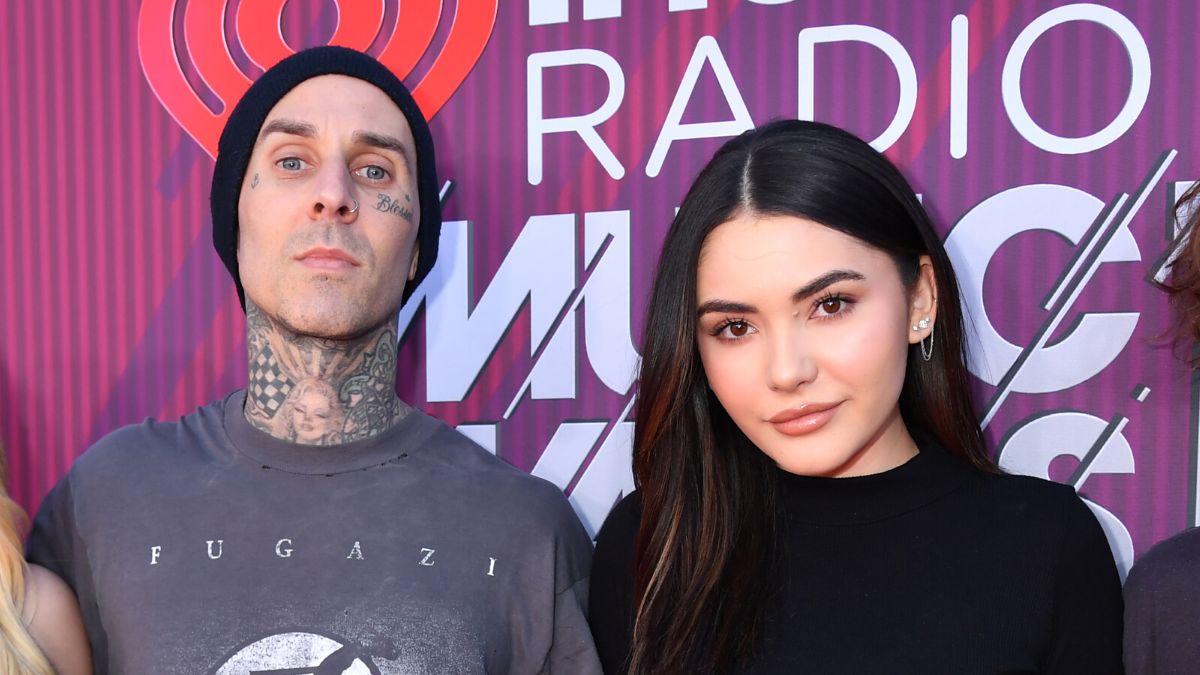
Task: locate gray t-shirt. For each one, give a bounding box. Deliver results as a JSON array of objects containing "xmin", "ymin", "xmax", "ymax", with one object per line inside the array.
[
  {"xmin": 1124, "ymin": 526, "xmax": 1200, "ymax": 675},
  {"xmin": 26, "ymin": 391, "xmax": 601, "ymax": 675}
]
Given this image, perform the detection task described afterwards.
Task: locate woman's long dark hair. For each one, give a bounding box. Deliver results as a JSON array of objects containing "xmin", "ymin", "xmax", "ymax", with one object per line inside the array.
[{"xmin": 629, "ymin": 120, "xmax": 996, "ymax": 674}]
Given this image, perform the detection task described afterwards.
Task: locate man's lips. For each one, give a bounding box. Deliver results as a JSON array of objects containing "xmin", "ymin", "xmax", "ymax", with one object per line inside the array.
[
  {"xmin": 295, "ymin": 247, "xmax": 361, "ymax": 270},
  {"xmin": 767, "ymin": 401, "xmax": 842, "ymax": 436}
]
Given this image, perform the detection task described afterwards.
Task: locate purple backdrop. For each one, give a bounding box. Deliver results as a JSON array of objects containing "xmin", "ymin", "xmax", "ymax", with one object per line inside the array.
[{"xmin": 2, "ymin": 0, "xmax": 1198, "ymax": 579}]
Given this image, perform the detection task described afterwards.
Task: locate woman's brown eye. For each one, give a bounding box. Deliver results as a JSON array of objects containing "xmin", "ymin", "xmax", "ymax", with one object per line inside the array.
[
  {"xmin": 729, "ymin": 321, "xmax": 748, "ymax": 337},
  {"xmin": 821, "ymin": 299, "xmax": 842, "ymax": 314}
]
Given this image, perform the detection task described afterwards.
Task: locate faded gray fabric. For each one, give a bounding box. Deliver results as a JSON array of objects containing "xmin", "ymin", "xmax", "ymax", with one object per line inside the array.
[
  {"xmin": 27, "ymin": 390, "xmax": 601, "ymax": 675},
  {"xmin": 1124, "ymin": 526, "xmax": 1200, "ymax": 675}
]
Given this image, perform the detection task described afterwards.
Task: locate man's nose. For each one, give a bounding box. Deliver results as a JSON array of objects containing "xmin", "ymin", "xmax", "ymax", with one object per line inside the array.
[{"xmin": 308, "ymin": 162, "xmax": 358, "ymax": 223}]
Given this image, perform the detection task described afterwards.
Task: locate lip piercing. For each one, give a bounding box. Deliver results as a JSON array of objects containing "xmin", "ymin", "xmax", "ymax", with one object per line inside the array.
[{"xmin": 348, "ymin": 199, "xmax": 359, "ymax": 214}]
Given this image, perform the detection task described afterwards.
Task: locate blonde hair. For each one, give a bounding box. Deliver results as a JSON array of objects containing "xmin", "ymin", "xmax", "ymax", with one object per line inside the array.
[{"xmin": 0, "ymin": 451, "xmax": 55, "ymax": 675}]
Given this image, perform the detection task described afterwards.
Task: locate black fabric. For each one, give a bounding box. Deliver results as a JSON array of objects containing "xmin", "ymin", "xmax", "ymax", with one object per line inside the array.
[
  {"xmin": 210, "ymin": 45, "xmax": 441, "ymax": 309},
  {"xmin": 1123, "ymin": 526, "xmax": 1200, "ymax": 674},
  {"xmin": 588, "ymin": 443, "xmax": 1125, "ymax": 674}
]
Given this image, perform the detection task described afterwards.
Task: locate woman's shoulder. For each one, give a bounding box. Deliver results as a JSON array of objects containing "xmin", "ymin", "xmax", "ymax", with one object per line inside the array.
[
  {"xmin": 591, "ymin": 490, "xmax": 643, "ymax": 595},
  {"xmin": 23, "ymin": 564, "xmax": 92, "ymax": 675},
  {"xmin": 979, "ymin": 468, "xmax": 1077, "ymax": 494},
  {"xmin": 588, "ymin": 492, "xmax": 642, "ymax": 674},
  {"xmin": 22, "ymin": 564, "xmax": 74, "ymax": 625},
  {"xmin": 594, "ymin": 491, "xmax": 642, "ymax": 558},
  {"xmin": 919, "ymin": 439, "xmax": 1089, "ymax": 527},
  {"xmin": 970, "ymin": 468, "xmax": 1092, "ymax": 521},
  {"xmin": 965, "ymin": 470, "xmax": 1117, "ymax": 569}
]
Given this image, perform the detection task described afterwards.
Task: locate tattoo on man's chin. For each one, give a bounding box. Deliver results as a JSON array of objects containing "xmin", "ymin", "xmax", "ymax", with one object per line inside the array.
[
  {"xmin": 375, "ymin": 193, "xmax": 415, "ymax": 225},
  {"xmin": 250, "ymin": 173, "xmax": 260, "ymax": 189}
]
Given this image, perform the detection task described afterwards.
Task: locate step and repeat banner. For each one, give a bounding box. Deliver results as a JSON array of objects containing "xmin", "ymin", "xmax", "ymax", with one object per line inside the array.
[{"xmin": 3, "ymin": 0, "xmax": 1200, "ymax": 578}]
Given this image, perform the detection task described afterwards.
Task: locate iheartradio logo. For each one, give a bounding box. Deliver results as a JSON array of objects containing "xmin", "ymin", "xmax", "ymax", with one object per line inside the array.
[{"xmin": 137, "ymin": 0, "xmax": 498, "ymax": 158}]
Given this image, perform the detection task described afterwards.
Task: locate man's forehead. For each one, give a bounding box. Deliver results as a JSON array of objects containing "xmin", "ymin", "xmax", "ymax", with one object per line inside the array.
[{"xmin": 256, "ymin": 74, "xmax": 415, "ymax": 148}]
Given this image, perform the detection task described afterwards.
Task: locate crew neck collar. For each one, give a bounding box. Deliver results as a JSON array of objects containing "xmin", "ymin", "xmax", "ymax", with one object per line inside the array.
[{"xmin": 221, "ymin": 390, "xmax": 440, "ymax": 475}]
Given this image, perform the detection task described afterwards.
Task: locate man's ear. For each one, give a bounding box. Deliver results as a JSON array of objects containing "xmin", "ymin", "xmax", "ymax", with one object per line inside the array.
[
  {"xmin": 408, "ymin": 243, "xmax": 420, "ymax": 281},
  {"xmin": 907, "ymin": 255, "xmax": 937, "ymax": 345}
]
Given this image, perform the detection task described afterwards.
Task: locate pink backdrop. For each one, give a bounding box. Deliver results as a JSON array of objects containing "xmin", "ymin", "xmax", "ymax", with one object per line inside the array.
[{"xmin": 3, "ymin": 0, "xmax": 1199, "ymax": 580}]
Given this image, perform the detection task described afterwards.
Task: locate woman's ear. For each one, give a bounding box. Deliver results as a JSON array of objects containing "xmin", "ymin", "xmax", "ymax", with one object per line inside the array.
[{"xmin": 908, "ymin": 255, "xmax": 937, "ymax": 345}]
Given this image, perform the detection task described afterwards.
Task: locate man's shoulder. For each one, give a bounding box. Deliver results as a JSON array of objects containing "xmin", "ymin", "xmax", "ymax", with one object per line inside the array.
[
  {"xmin": 69, "ymin": 394, "xmax": 232, "ymax": 478},
  {"xmin": 1126, "ymin": 526, "xmax": 1200, "ymax": 593},
  {"xmin": 409, "ymin": 410, "xmax": 539, "ymax": 484},
  {"xmin": 409, "ymin": 412, "xmax": 582, "ymax": 527}
]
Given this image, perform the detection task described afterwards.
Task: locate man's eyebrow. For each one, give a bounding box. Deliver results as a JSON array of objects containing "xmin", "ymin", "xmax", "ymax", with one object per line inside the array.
[
  {"xmin": 258, "ymin": 119, "xmax": 318, "ymax": 142},
  {"xmin": 353, "ymin": 130, "xmax": 413, "ymax": 170},
  {"xmin": 791, "ymin": 269, "xmax": 866, "ymax": 302}
]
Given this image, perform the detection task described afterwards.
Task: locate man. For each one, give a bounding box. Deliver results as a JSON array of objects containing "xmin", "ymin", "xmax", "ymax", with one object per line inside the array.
[
  {"xmin": 1125, "ymin": 527, "xmax": 1200, "ymax": 674},
  {"xmin": 27, "ymin": 46, "xmax": 601, "ymax": 675},
  {"xmin": 1123, "ymin": 180, "xmax": 1200, "ymax": 675}
]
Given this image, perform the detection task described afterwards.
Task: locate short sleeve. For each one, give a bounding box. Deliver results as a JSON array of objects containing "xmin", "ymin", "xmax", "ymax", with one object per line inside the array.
[
  {"xmin": 548, "ymin": 575, "xmax": 603, "ymax": 673},
  {"xmin": 544, "ymin": 492, "xmax": 603, "ymax": 674},
  {"xmin": 1043, "ymin": 491, "xmax": 1124, "ymax": 674},
  {"xmin": 588, "ymin": 492, "xmax": 641, "ymax": 675},
  {"xmin": 26, "ymin": 474, "xmax": 108, "ymax": 674}
]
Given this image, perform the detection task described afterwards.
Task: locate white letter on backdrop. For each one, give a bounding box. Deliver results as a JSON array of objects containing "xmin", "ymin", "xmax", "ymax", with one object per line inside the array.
[
  {"xmin": 797, "ymin": 25, "xmax": 917, "ymax": 152},
  {"xmin": 950, "ymin": 14, "xmax": 968, "ymax": 159},
  {"xmin": 1001, "ymin": 3, "xmax": 1149, "ymax": 154},
  {"xmin": 646, "ymin": 35, "xmax": 753, "ymax": 178},
  {"xmin": 528, "ymin": 49, "xmax": 626, "ymax": 185}
]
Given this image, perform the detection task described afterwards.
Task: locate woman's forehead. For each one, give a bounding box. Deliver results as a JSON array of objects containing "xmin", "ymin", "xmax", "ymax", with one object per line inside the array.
[{"xmin": 698, "ymin": 214, "xmax": 895, "ymax": 288}]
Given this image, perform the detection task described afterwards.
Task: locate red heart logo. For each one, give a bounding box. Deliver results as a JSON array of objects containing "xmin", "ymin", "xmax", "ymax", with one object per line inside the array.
[{"xmin": 137, "ymin": 0, "xmax": 497, "ymax": 158}]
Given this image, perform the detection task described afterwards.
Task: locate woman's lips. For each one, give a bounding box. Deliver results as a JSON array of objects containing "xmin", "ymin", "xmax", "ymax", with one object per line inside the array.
[{"xmin": 767, "ymin": 401, "xmax": 842, "ymax": 436}]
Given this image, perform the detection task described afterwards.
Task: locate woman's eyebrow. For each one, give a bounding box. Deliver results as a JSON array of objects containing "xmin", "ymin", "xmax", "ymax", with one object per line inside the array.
[
  {"xmin": 791, "ymin": 269, "xmax": 865, "ymax": 302},
  {"xmin": 697, "ymin": 270, "xmax": 865, "ymax": 318},
  {"xmin": 697, "ymin": 299, "xmax": 756, "ymax": 318}
]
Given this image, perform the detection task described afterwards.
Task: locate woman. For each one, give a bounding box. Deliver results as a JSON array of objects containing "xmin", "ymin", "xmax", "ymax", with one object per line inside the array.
[
  {"xmin": 0, "ymin": 446, "xmax": 90, "ymax": 674},
  {"xmin": 588, "ymin": 120, "xmax": 1123, "ymax": 674},
  {"xmin": 1122, "ymin": 181, "xmax": 1200, "ymax": 675}
]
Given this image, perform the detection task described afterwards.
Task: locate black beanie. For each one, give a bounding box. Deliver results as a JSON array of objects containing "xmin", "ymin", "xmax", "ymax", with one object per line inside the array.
[{"xmin": 210, "ymin": 45, "xmax": 441, "ymax": 309}]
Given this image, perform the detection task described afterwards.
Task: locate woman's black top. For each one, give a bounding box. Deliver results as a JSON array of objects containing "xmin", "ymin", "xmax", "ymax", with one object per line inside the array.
[{"xmin": 588, "ymin": 442, "xmax": 1124, "ymax": 674}]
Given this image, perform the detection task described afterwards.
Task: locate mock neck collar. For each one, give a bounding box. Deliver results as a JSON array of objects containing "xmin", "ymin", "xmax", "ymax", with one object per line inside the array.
[{"xmin": 775, "ymin": 436, "xmax": 976, "ymax": 526}]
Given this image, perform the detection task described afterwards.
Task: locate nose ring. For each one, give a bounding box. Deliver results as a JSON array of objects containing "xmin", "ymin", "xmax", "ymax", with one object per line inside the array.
[{"xmin": 347, "ymin": 198, "xmax": 359, "ymax": 214}]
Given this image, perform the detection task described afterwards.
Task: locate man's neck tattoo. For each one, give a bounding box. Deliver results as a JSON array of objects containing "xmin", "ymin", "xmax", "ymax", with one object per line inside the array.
[{"xmin": 244, "ymin": 301, "xmax": 407, "ymax": 445}]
